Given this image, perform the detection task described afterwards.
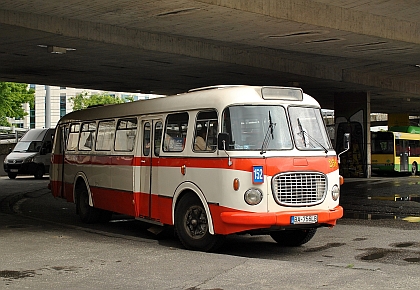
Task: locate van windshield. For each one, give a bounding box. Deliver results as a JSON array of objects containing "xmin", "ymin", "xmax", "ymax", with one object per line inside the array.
[
  {"xmin": 221, "ymin": 105, "xmax": 293, "ymax": 151},
  {"xmin": 13, "ymin": 141, "xmax": 43, "ymax": 153}
]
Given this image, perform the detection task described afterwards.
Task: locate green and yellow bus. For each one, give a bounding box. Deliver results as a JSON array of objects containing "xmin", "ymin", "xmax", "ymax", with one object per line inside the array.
[{"xmin": 371, "ymin": 126, "xmax": 420, "ymax": 175}]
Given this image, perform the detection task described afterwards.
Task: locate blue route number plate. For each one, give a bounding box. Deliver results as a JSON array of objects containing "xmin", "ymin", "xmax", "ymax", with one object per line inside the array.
[
  {"xmin": 253, "ymin": 166, "xmax": 264, "ymax": 184},
  {"xmin": 291, "ymin": 215, "xmax": 318, "ymax": 224}
]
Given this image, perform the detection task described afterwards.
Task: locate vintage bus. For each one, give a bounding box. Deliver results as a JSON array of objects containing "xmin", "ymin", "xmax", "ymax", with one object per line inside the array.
[
  {"xmin": 371, "ymin": 126, "xmax": 420, "ymax": 175},
  {"xmin": 50, "ymin": 85, "xmax": 346, "ymax": 251}
]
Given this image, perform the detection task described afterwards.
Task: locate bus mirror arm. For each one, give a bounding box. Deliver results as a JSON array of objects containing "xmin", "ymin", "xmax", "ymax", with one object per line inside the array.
[
  {"xmin": 218, "ymin": 133, "xmax": 232, "ymax": 166},
  {"xmin": 337, "ymin": 133, "xmax": 351, "ymax": 164}
]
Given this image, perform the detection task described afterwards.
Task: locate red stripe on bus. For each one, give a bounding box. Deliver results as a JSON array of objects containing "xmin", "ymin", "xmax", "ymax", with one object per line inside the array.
[
  {"xmin": 53, "ymin": 154, "xmax": 338, "ymax": 174},
  {"xmin": 50, "ymin": 180, "xmax": 342, "ymax": 235}
]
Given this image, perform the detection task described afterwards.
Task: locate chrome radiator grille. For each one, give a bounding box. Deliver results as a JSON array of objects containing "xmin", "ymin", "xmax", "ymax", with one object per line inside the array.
[{"xmin": 271, "ymin": 172, "xmax": 327, "ymax": 206}]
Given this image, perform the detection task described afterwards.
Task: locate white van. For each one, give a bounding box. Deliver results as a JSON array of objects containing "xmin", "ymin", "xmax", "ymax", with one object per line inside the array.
[{"xmin": 3, "ymin": 128, "xmax": 55, "ymax": 179}]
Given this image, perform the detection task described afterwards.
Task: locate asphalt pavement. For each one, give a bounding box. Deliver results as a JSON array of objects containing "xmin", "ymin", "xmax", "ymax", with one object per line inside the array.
[{"xmin": 1, "ymin": 175, "xmax": 420, "ymax": 289}]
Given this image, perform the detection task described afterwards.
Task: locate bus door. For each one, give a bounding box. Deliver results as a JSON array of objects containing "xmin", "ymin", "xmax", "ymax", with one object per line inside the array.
[
  {"xmin": 139, "ymin": 118, "xmax": 163, "ymax": 218},
  {"xmin": 52, "ymin": 125, "xmax": 67, "ymax": 199},
  {"xmin": 398, "ymin": 139, "xmax": 409, "ymax": 172}
]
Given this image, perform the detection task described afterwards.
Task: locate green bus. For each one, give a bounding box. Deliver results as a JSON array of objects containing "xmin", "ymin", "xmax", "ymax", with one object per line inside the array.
[{"xmin": 371, "ymin": 126, "xmax": 420, "ymax": 175}]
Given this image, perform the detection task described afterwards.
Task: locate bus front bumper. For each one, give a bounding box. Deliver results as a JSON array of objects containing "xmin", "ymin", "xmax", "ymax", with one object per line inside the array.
[{"xmin": 214, "ymin": 206, "xmax": 343, "ymax": 235}]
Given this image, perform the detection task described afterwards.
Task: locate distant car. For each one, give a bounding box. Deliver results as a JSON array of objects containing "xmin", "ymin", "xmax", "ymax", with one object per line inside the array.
[{"xmin": 3, "ymin": 128, "xmax": 55, "ymax": 179}]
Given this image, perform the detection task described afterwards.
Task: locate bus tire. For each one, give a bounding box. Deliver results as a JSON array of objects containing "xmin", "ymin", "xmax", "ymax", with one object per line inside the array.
[
  {"xmin": 8, "ymin": 172, "xmax": 17, "ymax": 179},
  {"xmin": 34, "ymin": 165, "xmax": 44, "ymax": 179},
  {"xmin": 411, "ymin": 162, "xmax": 417, "ymax": 176},
  {"xmin": 269, "ymin": 228, "xmax": 317, "ymax": 247},
  {"xmin": 76, "ymin": 183, "xmax": 102, "ymax": 223},
  {"xmin": 175, "ymin": 193, "xmax": 225, "ymax": 252}
]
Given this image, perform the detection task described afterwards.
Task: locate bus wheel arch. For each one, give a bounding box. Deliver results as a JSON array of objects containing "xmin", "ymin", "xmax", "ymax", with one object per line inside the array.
[
  {"xmin": 172, "ymin": 183, "xmax": 215, "ymax": 235},
  {"xmin": 73, "ymin": 173, "xmax": 111, "ymax": 223},
  {"xmin": 173, "ymin": 186, "xmax": 224, "ymax": 251}
]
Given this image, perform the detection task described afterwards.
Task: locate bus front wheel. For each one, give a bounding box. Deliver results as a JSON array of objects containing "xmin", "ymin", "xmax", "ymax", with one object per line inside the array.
[
  {"xmin": 175, "ymin": 193, "xmax": 225, "ymax": 252},
  {"xmin": 270, "ymin": 228, "xmax": 317, "ymax": 247}
]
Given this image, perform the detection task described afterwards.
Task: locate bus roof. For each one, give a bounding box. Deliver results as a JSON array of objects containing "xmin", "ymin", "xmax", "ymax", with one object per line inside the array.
[
  {"xmin": 389, "ymin": 126, "xmax": 420, "ymax": 134},
  {"xmin": 59, "ymin": 85, "xmax": 320, "ymax": 124}
]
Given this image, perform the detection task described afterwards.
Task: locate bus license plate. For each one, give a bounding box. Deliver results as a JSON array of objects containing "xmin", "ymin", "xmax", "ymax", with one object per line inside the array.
[
  {"xmin": 291, "ymin": 215, "xmax": 318, "ymax": 224},
  {"xmin": 10, "ymin": 169, "xmax": 18, "ymax": 172}
]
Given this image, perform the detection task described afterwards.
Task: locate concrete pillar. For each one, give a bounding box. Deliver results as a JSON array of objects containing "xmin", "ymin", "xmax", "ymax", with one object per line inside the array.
[
  {"xmin": 334, "ymin": 92, "xmax": 371, "ymax": 178},
  {"xmin": 45, "ymin": 85, "xmax": 51, "ymax": 128}
]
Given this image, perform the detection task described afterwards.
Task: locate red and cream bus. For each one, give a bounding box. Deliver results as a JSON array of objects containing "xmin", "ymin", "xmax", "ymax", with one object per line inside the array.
[{"xmin": 50, "ymin": 85, "xmax": 346, "ymax": 251}]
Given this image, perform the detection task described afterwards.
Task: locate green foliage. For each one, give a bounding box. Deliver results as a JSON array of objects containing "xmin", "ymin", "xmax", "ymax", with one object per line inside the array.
[
  {"xmin": 0, "ymin": 82, "xmax": 34, "ymax": 126},
  {"xmin": 70, "ymin": 92, "xmax": 126, "ymax": 111}
]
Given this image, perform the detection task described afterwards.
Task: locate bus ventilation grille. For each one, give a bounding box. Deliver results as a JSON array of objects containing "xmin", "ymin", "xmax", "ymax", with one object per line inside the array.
[{"xmin": 271, "ymin": 172, "xmax": 327, "ymax": 206}]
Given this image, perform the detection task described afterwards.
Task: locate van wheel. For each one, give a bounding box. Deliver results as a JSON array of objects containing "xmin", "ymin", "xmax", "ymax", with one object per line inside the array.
[
  {"xmin": 270, "ymin": 228, "xmax": 317, "ymax": 247},
  {"xmin": 8, "ymin": 172, "xmax": 17, "ymax": 179},
  {"xmin": 76, "ymin": 184, "xmax": 102, "ymax": 223},
  {"xmin": 34, "ymin": 165, "xmax": 44, "ymax": 179},
  {"xmin": 175, "ymin": 193, "xmax": 225, "ymax": 252}
]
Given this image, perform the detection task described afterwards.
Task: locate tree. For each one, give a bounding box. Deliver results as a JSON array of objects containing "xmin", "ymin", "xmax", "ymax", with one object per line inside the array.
[
  {"xmin": 0, "ymin": 82, "xmax": 35, "ymax": 126},
  {"xmin": 70, "ymin": 92, "xmax": 128, "ymax": 111}
]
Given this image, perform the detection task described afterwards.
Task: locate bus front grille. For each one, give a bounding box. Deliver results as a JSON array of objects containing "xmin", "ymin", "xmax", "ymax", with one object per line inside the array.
[{"xmin": 271, "ymin": 172, "xmax": 327, "ymax": 206}]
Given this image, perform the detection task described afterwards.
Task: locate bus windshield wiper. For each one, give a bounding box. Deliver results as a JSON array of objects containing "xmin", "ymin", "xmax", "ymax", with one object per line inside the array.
[
  {"xmin": 260, "ymin": 111, "xmax": 276, "ymax": 155},
  {"xmin": 297, "ymin": 118, "xmax": 328, "ymax": 153}
]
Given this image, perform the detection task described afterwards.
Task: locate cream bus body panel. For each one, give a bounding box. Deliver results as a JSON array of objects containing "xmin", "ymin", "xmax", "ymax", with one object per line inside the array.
[{"xmin": 50, "ymin": 86, "xmax": 343, "ymax": 250}]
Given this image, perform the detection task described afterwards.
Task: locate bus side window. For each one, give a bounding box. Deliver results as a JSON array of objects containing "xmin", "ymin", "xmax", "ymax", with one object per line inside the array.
[
  {"xmin": 79, "ymin": 122, "xmax": 96, "ymax": 151},
  {"xmin": 67, "ymin": 123, "xmax": 80, "ymax": 151},
  {"xmin": 193, "ymin": 110, "xmax": 218, "ymax": 152},
  {"xmin": 154, "ymin": 121, "xmax": 163, "ymax": 156},
  {"xmin": 115, "ymin": 118, "xmax": 138, "ymax": 152},
  {"xmin": 163, "ymin": 113, "xmax": 189, "ymax": 152},
  {"xmin": 96, "ymin": 120, "xmax": 115, "ymax": 151},
  {"xmin": 143, "ymin": 122, "xmax": 151, "ymax": 156}
]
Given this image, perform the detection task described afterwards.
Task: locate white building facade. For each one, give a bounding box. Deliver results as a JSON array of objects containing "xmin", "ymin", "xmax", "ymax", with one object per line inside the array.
[{"xmin": 13, "ymin": 85, "xmax": 162, "ymax": 129}]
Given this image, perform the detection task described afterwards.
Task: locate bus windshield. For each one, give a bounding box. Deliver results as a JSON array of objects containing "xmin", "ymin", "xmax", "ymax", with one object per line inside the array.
[
  {"xmin": 289, "ymin": 107, "xmax": 332, "ymax": 151},
  {"xmin": 222, "ymin": 105, "xmax": 293, "ymax": 150},
  {"xmin": 371, "ymin": 132, "xmax": 394, "ymax": 154}
]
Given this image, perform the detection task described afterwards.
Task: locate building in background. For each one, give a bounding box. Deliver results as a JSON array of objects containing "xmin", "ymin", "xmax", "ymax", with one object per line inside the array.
[{"xmin": 10, "ymin": 85, "xmax": 163, "ymax": 129}]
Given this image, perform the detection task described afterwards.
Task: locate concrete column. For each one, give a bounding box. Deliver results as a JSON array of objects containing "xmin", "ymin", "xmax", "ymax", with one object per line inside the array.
[
  {"xmin": 45, "ymin": 85, "xmax": 51, "ymax": 128},
  {"xmin": 334, "ymin": 92, "xmax": 371, "ymax": 178}
]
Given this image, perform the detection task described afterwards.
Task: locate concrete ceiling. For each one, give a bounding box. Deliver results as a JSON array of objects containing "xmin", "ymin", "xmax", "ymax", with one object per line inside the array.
[{"xmin": 1, "ymin": 0, "xmax": 420, "ymax": 113}]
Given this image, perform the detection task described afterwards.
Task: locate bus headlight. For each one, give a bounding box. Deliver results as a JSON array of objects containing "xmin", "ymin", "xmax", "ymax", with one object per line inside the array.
[
  {"xmin": 244, "ymin": 188, "xmax": 263, "ymax": 205},
  {"xmin": 331, "ymin": 185, "xmax": 340, "ymax": 201}
]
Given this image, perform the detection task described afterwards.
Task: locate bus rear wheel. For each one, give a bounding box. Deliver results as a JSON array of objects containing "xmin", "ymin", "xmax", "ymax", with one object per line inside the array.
[
  {"xmin": 269, "ymin": 228, "xmax": 317, "ymax": 247},
  {"xmin": 175, "ymin": 193, "xmax": 225, "ymax": 252},
  {"xmin": 76, "ymin": 184, "xmax": 111, "ymax": 223}
]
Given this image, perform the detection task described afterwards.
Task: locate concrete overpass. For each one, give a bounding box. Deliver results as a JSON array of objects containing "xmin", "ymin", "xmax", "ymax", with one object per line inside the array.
[{"xmin": 1, "ymin": 0, "xmax": 420, "ymax": 114}]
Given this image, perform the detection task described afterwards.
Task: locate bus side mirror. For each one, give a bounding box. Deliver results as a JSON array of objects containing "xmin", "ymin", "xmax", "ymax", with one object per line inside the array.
[
  {"xmin": 338, "ymin": 133, "xmax": 351, "ymax": 164},
  {"xmin": 343, "ymin": 133, "xmax": 350, "ymax": 150},
  {"xmin": 217, "ymin": 133, "xmax": 230, "ymax": 150}
]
